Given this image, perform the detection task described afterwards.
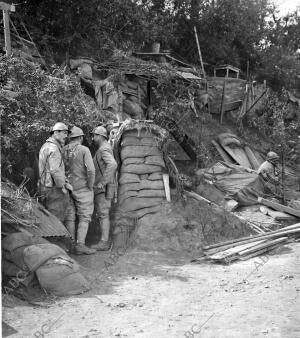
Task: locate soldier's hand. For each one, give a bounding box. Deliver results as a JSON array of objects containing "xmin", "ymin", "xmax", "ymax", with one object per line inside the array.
[{"xmin": 62, "ymin": 186, "xmax": 68, "ymax": 194}]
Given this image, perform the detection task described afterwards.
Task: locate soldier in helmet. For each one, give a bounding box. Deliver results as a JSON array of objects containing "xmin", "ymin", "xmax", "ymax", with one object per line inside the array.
[
  {"xmin": 38, "ymin": 122, "xmax": 73, "ymax": 222},
  {"xmin": 258, "ymin": 151, "xmax": 281, "ymax": 193},
  {"xmin": 64, "ymin": 126, "xmax": 96, "ymax": 255},
  {"xmin": 90, "ymin": 126, "xmax": 117, "ymax": 251}
]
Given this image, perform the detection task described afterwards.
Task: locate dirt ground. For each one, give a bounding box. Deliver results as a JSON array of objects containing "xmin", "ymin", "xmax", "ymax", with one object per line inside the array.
[{"xmin": 2, "ymin": 240, "xmax": 300, "ymax": 338}]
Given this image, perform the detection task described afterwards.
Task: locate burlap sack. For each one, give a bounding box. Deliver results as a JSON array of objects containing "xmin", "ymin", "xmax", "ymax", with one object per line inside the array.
[
  {"xmin": 119, "ymin": 197, "xmax": 163, "ymax": 211},
  {"xmin": 118, "ymin": 180, "xmax": 164, "ymax": 195},
  {"xmin": 121, "ymin": 163, "xmax": 162, "ymax": 175},
  {"xmin": 145, "ymin": 155, "xmax": 165, "ymax": 167},
  {"xmin": 121, "ymin": 136, "xmax": 159, "ymax": 147},
  {"xmin": 35, "ymin": 257, "xmax": 89, "ymax": 296},
  {"xmin": 133, "ymin": 205, "xmax": 162, "ymax": 218},
  {"xmin": 118, "ymin": 189, "xmax": 165, "ymax": 204},
  {"xmin": 148, "ymin": 172, "xmax": 163, "ymax": 180},
  {"xmin": 119, "ymin": 173, "xmax": 140, "ymax": 184},
  {"xmin": 121, "ymin": 145, "xmax": 161, "ymax": 160},
  {"xmin": 23, "ymin": 244, "xmax": 89, "ymax": 296},
  {"xmin": 124, "ymin": 130, "xmax": 156, "ymax": 138},
  {"xmin": 23, "ymin": 244, "xmax": 67, "ymax": 272},
  {"xmin": 122, "ymin": 158, "xmax": 144, "ymax": 166}
]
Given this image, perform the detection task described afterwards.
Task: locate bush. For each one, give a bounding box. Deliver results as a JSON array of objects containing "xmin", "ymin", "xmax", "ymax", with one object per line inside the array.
[{"xmin": 0, "ymin": 57, "xmax": 103, "ymax": 183}]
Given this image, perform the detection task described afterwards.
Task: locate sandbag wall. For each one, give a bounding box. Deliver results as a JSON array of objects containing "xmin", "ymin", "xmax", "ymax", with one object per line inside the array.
[{"xmin": 117, "ymin": 128, "xmax": 166, "ymax": 219}]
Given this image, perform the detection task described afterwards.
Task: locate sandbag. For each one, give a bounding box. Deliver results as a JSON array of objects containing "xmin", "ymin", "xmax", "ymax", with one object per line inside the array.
[
  {"xmin": 119, "ymin": 173, "xmax": 140, "ymax": 184},
  {"xmin": 121, "ymin": 136, "xmax": 159, "ymax": 147},
  {"xmin": 121, "ymin": 145, "xmax": 161, "ymax": 160},
  {"xmin": 121, "ymin": 163, "xmax": 162, "ymax": 174},
  {"xmin": 2, "ymin": 233, "xmax": 48, "ymax": 252},
  {"xmin": 122, "ymin": 158, "xmax": 145, "ymax": 166},
  {"xmin": 127, "ymin": 95, "xmax": 139, "ymax": 103},
  {"xmin": 123, "ymin": 100, "xmax": 143, "ymax": 118},
  {"xmin": 35, "ymin": 256, "xmax": 89, "ymax": 296},
  {"xmin": 118, "ymin": 180, "xmax": 164, "ymax": 195},
  {"xmin": 118, "ymin": 189, "xmax": 165, "ymax": 204},
  {"xmin": 132, "ymin": 205, "xmax": 162, "ymax": 218},
  {"xmin": 148, "ymin": 172, "xmax": 163, "ymax": 180},
  {"xmin": 119, "ymin": 197, "xmax": 163, "ymax": 212},
  {"xmin": 124, "ymin": 130, "xmax": 156, "ymax": 138},
  {"xmin": 145, "ymin": 155, "xmax": 165, "ymax": 167},
  {"xmin": 23, "ymin": 244, "xmax": 66, "ymax": 272}
]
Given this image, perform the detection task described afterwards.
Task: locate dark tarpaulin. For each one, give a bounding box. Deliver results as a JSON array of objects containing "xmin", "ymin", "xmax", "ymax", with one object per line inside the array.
[{"xmin": 203, "ymin": 162, "xmax": 266, "ymax": 205}]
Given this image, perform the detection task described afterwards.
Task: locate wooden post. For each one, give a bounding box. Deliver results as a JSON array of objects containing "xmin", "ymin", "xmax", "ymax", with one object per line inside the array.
[
  {"xmin": 281, "ymin": 144, "xmax": 286, "ymax": 205},
  {"xmin": 193, "ymin": 26, "xmax": 206, "ymax": 79},
  {"xmin": 220, "ymin": 80, "xmax": 227, "ymax": 124},
  {"xmin": 1, "ymin": 2, "xmax": 15, "ymax": 57}
]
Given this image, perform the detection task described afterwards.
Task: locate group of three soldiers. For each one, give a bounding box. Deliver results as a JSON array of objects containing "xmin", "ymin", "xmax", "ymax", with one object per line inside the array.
[{"xmin": 38, "ymin": 122, "xmax": 117, "ymax": 255}]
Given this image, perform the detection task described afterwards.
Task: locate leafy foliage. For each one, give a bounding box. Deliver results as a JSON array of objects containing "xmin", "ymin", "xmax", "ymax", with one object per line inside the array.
[
  {"xmin": 245, "ymin": 90, "xmax": 300, "ymax": 156},
  {"xmin": 0, "ymin": 57, "xmax": 103, "ymax": 179}
]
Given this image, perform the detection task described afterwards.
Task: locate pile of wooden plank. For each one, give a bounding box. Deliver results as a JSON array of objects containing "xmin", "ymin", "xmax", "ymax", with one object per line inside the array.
[{"xmin": 199, "ymin": 223, "xmax": 300, "ymax": 264}]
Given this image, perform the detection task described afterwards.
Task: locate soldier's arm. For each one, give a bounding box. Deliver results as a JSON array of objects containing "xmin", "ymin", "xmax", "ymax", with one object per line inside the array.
[
  {"xmin": 265, "ymin": 171, "xmax": 280, "ymax": 185},
  {"xmin": 48, "ymin": 150, "xmax": 65, "ymax": 188},
  {"xmin": 100, "ymin": 147, "xmax": 117, "ymax": 185},
  {"xmin": 84, "ymin": 148, "xmax": 96, "ymax": 189}
]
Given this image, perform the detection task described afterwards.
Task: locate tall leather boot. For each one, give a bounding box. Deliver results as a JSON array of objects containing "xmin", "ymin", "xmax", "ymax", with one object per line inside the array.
[
  {"xmin": 90, "ymin": 217, "xmax": 111, "ymax": 251},
  {"xmin": 75, "ymin": 220, "xmax": 96, "ymax": 255}
]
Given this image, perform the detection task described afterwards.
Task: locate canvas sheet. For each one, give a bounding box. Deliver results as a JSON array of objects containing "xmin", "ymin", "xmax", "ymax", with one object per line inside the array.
[{"xmin": 204, "ymin": 162, "xmax": 266, "ymax": 205}]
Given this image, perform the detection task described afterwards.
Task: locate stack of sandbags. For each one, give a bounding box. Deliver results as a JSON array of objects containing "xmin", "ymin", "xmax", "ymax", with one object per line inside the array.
[
  {"xmin": 2, "ymin": 233, "xmax": 89, "ymax": 296},
  {"xmin": 117, "ymin": 129, "xmax": 166, "ymax": 218}
]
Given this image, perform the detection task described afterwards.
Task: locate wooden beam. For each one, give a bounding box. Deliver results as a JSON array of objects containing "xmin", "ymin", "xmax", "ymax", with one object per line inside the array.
[
  {"xmin": 203, "ymin": 223, "xmax": 300, "ymax": 252},
  {"xmin": 193, "ymin": 26, "xmax": 206, "ymax": 79},
  {"xmin": 258, "ymin": 197, "xmax": 300, "ymax": 218},
  {"xmin": 219, "ymin": 80, "xmax": 227, "ymax": 124},
  {"xmin": 1, "ymin": 2, "xmax": 15, "ymax": 57}
]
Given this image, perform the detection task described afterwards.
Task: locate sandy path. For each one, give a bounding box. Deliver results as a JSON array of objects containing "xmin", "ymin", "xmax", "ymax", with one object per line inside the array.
[{"xmin": 3, "ymin": 243, "xmax": 300, "ymax": 338}]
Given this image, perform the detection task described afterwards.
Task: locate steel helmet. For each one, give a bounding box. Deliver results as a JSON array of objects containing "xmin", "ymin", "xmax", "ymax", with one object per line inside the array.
[
  {"xmin": 51, "ymin": 122, "xmax": 69, "ymax": 133},
  {"xmin": 69, "ymin": 126, "xmax": 84, "ymax": 138},
  {"xmin": 267, "ymin": 151, "xmax": 279, "ymax": 161},
  {"xmin": 92, "ymin": 126, "xmax": 107, "ymax": 138}
]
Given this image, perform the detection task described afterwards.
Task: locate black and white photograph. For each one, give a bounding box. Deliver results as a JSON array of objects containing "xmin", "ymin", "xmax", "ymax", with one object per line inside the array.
[{"xmin": 1, "ymin": 0, "xmax": 300, "ymax": 337}]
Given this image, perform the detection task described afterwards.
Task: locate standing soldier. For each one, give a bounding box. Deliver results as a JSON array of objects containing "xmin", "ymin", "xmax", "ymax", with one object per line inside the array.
[
  {"xmin": 64, "ymin": 126, "xmax": 96, "ymax": 255},
  {"xmin": 90, "ymin": 126, "xmax": 117, "ymax": 251},
  {"xmin": 38, "ymin": 122, "xmax": 72, "ymax": 222},
  {"xmin": 258, "ymin": 151, "xmax": 281, "ymax": 195}
]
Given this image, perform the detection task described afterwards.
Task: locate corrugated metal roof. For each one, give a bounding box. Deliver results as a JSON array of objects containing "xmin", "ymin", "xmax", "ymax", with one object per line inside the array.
[{"xmin": 1, "ymin": 182, "xmax": 70, "ymax": 238}]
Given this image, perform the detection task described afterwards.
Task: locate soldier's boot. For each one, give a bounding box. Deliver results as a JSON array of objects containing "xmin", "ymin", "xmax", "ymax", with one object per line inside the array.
[
  {"xmin": 75, "ymin": 220, "xmax": 96, "ymax": 255},
  {"xmin": 90, "ymin": 218, "xmax": 111, "ymax": 251}
]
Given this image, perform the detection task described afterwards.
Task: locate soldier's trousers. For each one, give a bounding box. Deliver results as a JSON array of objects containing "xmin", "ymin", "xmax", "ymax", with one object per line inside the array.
[
  {"xmin": 94, "ymin": 192, "xmax": 111, "ymax": 220},
  {"xmin": 65, "ymin": 187, "xmax": 94, "ymax": 223}
]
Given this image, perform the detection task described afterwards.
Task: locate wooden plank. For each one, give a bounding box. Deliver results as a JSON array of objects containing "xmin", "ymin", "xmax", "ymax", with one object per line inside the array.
[
  {"xmin": 238, "ymin": 242, "xmax": 286, "ymax": 261},
  {"xmin": 238, "ymin": 237, "xmax": 287, "ymax": 255},
  {"xmin": 203, "ymin": 223, "xmax": 300, "ymax": 251},
  {"xmin": 209, "ymin": 240, "xmax": 266, "ymax": 260},
  {"xmin": 258, "ymin": 197, "xmax": 300, "ymax": 218},
  {"xmin": 162, "ymin": 173, "xmax": 171, "ymax": 202},
  {"xmin": 211, "ymin": 140, "xmax": 235, "ymax": 164},
  {"xmin": 219, "ymin": 80, "xmax": 227, "ymax": 124},
  {"xmin": 260, "ymin": 206, "xmax": 297, "ymax": 221}
]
